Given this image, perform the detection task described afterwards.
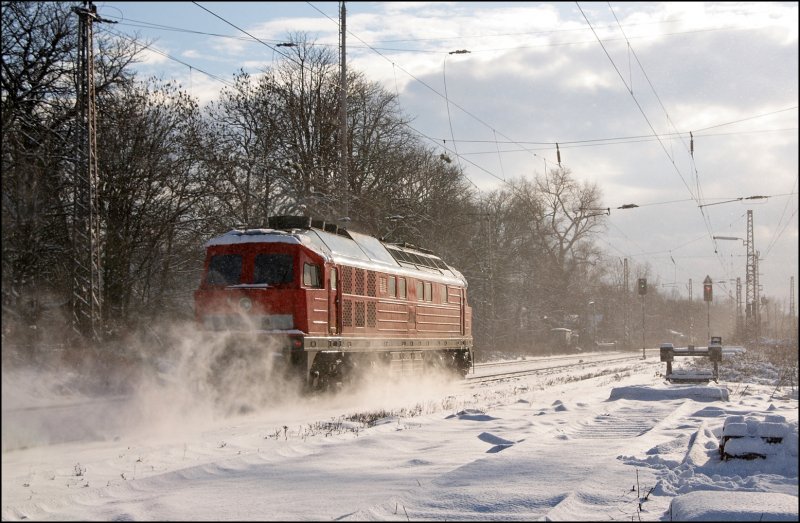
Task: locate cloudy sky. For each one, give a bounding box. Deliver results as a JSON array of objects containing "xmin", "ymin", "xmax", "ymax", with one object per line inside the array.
[{"xmin": 97, "ymin": 1, "xmax": 798, "ymax": 308}]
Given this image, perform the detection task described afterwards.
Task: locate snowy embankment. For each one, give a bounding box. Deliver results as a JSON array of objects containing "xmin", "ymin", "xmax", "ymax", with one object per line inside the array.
[{"xmin": 1, "ymin": 350, "xmax": 797, "ymax": 521}]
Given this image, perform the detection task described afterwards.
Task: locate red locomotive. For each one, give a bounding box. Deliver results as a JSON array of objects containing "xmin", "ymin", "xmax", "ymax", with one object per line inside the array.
[{"xmin": 194, "ymin": 216, "xmax": 473, "ymax": 390}]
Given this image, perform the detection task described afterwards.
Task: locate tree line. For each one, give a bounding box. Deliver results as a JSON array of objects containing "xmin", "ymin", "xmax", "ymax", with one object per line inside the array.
[{"xmin": 5, "ymin": 2, "xmax": 780, "ymax": 358}]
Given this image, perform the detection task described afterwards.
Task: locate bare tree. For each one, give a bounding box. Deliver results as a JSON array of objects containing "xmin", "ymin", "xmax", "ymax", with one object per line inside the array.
[
  {"xmin": 528, "ymin": 168, "xmax": 605, "ymax": 318},
  {"xmin": 457, "ymin": 169, "xmax": 605, "ymax": 355},
  {"xmin": 97, "ymin": 78, "xmax": 210, "ymax": 333},
  {"xmin": 203, "ymin": 70, "xmax": 286, "ymax": 230},
  {"xmin": 1, "ymin": 1, "xmax": 138, "ymax": 343},
  {"xmin": 271, "ymin": 35, "xmax": 340, "ymax": 210}
]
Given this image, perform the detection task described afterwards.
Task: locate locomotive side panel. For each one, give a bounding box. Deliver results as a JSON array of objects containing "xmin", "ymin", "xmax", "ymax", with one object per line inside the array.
[
  {"xmin": 414, "ymin": 283, "xmax": 462, "ymax": 335},
  {"xmin": 334, "ymin": 269, "xmax": 467, "ymax": 339},
  {"xmin": 376, "ymin": 298, "xmax": 410, "ymax": 333},
  {"xmin": 304, "ymin": 287, "xmax": 328, "ymax": 335}
]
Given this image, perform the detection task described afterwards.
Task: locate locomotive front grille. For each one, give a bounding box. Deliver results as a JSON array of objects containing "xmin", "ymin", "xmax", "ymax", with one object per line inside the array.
[{"xmin": 203, "ymin": 314, "xmax": 294, "ymax": 331}]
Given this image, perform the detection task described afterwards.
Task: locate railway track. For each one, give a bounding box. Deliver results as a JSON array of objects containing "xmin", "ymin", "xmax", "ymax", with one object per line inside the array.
[
  {"xmin": 473, "ymin": 353, "xmax": 594, "ymax": 369},
  {"xmin": 466, "ymin": 351, "xmax": 654, "ymax": 385}
]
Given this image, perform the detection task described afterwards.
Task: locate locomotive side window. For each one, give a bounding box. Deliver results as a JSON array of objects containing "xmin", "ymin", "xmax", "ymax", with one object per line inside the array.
[
  {"xmin": 398, "ymin": 277, "xmax": 406, "ymax": 299},
  {"xmin": 254, "ymin": 253, "xmax": 293, "ymax": 285},
  {"xmin": 416, "ymin": 281, "xmax": 424, "ymax": 301},
  {"xmin": 440, "ymin": 284, "xmax": 449, "ymax": 303},
  {"xmin": 303, "ymin": 263, "xmax": 322, "ymax": 288},
  {"xmin": 424, "ymin": 282, "xmax": 432, "ymax": 301},
  {"xmin": 388, "ymin": 276, "xmax": 397, "ymax": 297},
  {"xmin": 330, "ymin": 267, "xmax": 338, "ymax": 290},
  {"xmin": 206, "ymin": 254, "xmax": 243, "ymax": 285}
]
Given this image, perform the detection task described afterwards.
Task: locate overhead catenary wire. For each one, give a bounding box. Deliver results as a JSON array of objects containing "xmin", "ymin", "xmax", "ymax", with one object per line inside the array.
[
  {"xmin": 100, "ymin": 2, "xmax": 796, "ymax": 298},
  {"xmin": 763, "ymin": 175, "xmax": 799, "ymax": 257},
  {"xmin": 577, "ymin": 2, "xmax": 734, "ymax": 279},
  {"xmin": 190, "ymin": 1, "xmax": 301, "ymax": 67},
  {"xmin": 604, "ymin": 2, "xmax": 798, "ymax": 284},
  {"xmin": 576, "ymin": 2, "xmax": 698, "ymax": 202},
  {"xmin": 105, "ymin": 4, "xmax": 797, "ymax": 178},
  {"xmin": 302, "ymin": 2, "xmax": 561, "ymax": 186},
  {"xmin": 304, "ymin": 2, "xmax": 585, "ymax": 173},
  {"xmin": 100, "ymin": 26, "xmax": 236, "ymax": 88},
  {"xmin": 441, "ymin": 126, "xmax": 798, "ymax": 152},
  {"xmin": 443, "ymin": 51, "xmax": 465, "ymax": 174},
  {"xmin": 349, "ymin": 1, "xmax": 794, "ymax": 298},
  {"xmin": 104, "ymin": 12, "xmax": 783, "ymax": 51}
]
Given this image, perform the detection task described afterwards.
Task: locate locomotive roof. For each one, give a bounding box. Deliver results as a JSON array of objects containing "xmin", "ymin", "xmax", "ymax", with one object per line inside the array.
[{"xmin": 205, "ymin": 225, "xmax": 467, "ymax": 287}]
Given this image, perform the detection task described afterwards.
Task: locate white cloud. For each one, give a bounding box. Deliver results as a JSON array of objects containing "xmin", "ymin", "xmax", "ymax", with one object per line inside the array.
[
  {"xmin": 138, "ymin": 46, "xmax": 170, "ymax": 66},
  {"xmin": 105, "ymin": 1, "xmax": 797, "ymax": 301}
]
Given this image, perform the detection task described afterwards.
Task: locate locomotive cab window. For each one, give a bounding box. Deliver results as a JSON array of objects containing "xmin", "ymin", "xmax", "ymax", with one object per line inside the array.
[
  {"xmin": 254, "ymin": 253, "xmax": 293, "ymax": 285},
  {"xmin": 206, "ymin": 254, "xmax": 243, "ymax": 286},
  {"xmin": 303, "ymin": 263, "xmax": 322, "ymax": 288}
]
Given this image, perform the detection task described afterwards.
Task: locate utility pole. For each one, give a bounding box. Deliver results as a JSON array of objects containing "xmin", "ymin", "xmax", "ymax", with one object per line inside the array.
[
  {"xmin": 755, "ymin": 250, "xmax": 761, "ymax": 344},
  {"xmin": 71, "ymin": 1, "xmax": 113, "ymax": 343},
  {"xmin": 641, "ymin": 293, "xmax": 645, "ymax": 359},
  {"xmin": 735, "ymin": 277, "xmax": 743, "ymax": 339},
  {"xmin": 623, "ymin": 258, "xmax": 629, "ymax": 350},
  {"xmin": 703, "ymin": 275, "xmax": 713, "ymax": 341},
  {"xmin": 688, "ymin": 278, "xmax": 694, "ymax": 344},
  {"xmin": 745, "ymin": 209, "xmax": 758, "ymax": 344},
  {"xmin": 790, "ymin": 276, "xmax": 797, "ymax": 349},
  {"xmin": 638, "ymin": 277, "xmax": 647, "ymax": 358},
  {"xmin": 338, "ymin": 1, "xmax": 349, "ymax": 222}
]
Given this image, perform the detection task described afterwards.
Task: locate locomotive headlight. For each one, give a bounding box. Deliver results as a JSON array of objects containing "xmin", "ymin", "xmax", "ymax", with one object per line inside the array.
[{"xmin": 239, "ymin": 297, "xmax": 252, "ymax": 312}]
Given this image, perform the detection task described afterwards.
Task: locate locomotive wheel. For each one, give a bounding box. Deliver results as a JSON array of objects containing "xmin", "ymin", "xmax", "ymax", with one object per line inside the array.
[{"xmin": 307, "ymin": 352, "xmax": 354, "ymax": 393}]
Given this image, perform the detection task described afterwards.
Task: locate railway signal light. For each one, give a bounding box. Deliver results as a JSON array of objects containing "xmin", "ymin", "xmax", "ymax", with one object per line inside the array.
[
  {"xmin": 703, "ymin": 275, "xmax": 713, "ymax": 302},
  {"xmin": 637, "ymin": 278, "xmax": 647, "ymax": 295}
]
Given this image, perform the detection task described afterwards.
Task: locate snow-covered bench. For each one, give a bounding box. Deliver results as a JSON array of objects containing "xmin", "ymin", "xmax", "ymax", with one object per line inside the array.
[{"xmin": 718, "ymin": 415, "xmax": 788, "ymax": 460}]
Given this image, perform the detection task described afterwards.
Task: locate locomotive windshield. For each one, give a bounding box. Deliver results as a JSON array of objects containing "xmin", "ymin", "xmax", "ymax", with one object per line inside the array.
[
  {"xmin": 254, "ymin": 253, "xmax": 294, "ymax": 285},
  {"xmin": 206, "ymin": 254, "xmax": 242, "ymax": 285}
]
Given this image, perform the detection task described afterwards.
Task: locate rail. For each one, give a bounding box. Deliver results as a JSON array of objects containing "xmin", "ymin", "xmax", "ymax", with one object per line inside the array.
[{"xmin": 467, "ymin": 353, "xmax": 649, "ymax": 385}]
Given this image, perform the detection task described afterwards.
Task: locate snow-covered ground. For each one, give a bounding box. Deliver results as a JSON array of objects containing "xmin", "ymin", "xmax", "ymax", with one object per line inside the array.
[{"xmin": 2, "ymin": 347, "xmax": 797, "ymax": 521}]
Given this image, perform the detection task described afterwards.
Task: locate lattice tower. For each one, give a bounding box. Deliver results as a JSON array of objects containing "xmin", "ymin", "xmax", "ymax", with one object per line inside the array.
[
  {"xmin": 745, "ymin": 210, "xmax": 758, "ymax": 340},
  {"xmin": 338, "ymin": 1, "xmax": 348, "ymax": 219},
  {"xmin": 71, "ymin": 2, "xmax": 103, "ymax": 342}
]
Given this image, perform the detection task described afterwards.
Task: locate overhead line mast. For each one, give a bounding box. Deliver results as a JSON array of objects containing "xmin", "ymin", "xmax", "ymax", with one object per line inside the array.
[
  {"xmin": 339, "ymin": 1, "xmax": 348, "ymax": 222},
  {"xmin": 745, "ymin": 209, "xmax": 760, "ymax": 344},
  {"xmin": 71, "ymin": 1, "xmax": 114, "ymax": 343}
]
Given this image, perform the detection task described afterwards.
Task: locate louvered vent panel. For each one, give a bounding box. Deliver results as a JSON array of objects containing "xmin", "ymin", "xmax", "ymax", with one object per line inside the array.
[
  {"xmin": 342, "ymin": 266, "xmax": 353, "ymax": 294},
  {"xmin": 355, "ymin": 269, "xmax": 365, "ymax": 296},
  {"xmin": 355, "ymin": 302, "xmax": 365, "ymax": 327},
  {"xmin": 342, "ymin": 300, "xmax": 353, "ymax": 327}
]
